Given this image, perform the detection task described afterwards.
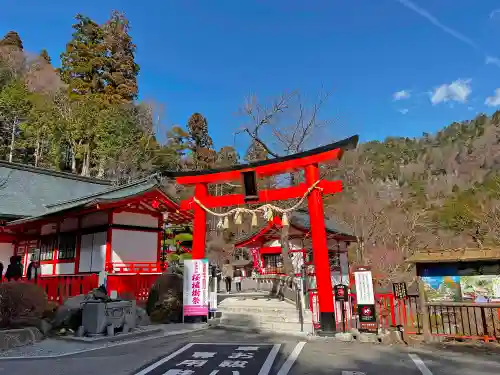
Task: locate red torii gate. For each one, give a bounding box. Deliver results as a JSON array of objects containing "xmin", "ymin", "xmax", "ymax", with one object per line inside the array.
[{"xmin": 166, "ymin": 135, "xmax": 358, "ymax": 333}]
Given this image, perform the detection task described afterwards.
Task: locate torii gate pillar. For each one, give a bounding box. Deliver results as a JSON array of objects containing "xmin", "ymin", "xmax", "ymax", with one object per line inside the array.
[
  {"xmin": 304, "ymin": 163, "xmax": 335, "ymax": 332},
  {"xmin": 170, "ymin": 135, "xmax": 359, "ymax": 335}
]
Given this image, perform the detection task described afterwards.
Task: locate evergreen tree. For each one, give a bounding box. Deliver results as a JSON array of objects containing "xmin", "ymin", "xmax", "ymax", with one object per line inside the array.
[
  {"xmin": 0, "ymin": 31, "xmax": 23, "ymax": 50},
  {"xmin": 59, "ymin": 14, "xmax": 107, "ymax": 99},
  {"xmin": 102, "ymin": 11, "xmax": 139, "ymax": 104},
  {"xmin": 187, "ymin": 113, "xmax": 215, "ymax": 169},
  {"xmin": 39, "ymin": 49, "xmax": 51, "ymax": 64}
]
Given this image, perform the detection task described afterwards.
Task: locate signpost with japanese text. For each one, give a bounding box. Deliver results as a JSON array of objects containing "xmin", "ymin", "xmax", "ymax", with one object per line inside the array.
[
  {"xmin": 353, "ymin": 267, "xmax": 376, "ymax": 333},
  {"xmin": 183, "ymin": 259, "xmax": 210, "ymax": 318}
]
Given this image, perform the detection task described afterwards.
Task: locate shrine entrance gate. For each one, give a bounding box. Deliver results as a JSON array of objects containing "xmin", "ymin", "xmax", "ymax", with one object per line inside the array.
[{"xmin": 166, "ymin": 135, "xmax": 359, "ymax": 334}]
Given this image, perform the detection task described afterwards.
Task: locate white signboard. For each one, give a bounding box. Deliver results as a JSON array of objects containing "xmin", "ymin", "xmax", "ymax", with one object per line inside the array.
[
  {"xmin": 354, "ymin": 270, "xmax": 375, "ymax": 305},
  {"xmin": 183, "ymin": 259, "xmax": 210, "ymax": 316}
]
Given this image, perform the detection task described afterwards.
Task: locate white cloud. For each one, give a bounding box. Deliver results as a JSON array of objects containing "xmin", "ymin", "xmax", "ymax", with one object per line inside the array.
[
  {"xmin": 486, "ymin": 56, "xmax": 500, "ymax": 67},
  {"xmin": 468, "ymin": 106, "xmax": 474, "ymax": 111},
  {"xmin": 393, "ymin": 90, "xmax": 411, "ymax": 101},
  {"xmin": 485, "ymin": 89, "xmax": 500, "ymax": 107},
  {"xmin": 399, "ymin": 108, "xmax": 409, "ymax": 115},
  {"xmin": 490, "ymin": 9, "xmax": 500, "ymax": 19},
  {"xmin": 430, "ymin": 79, "xmax": 471, "ymax": 105}
]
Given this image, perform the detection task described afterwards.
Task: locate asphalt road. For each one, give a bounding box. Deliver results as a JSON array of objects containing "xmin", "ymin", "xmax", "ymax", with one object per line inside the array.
[{"xmin": 0, "ymin": 329, "xmax": 499, "ymax": 375}]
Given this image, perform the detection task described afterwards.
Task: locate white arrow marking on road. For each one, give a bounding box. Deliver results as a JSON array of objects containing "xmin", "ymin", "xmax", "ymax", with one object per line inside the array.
[
  {"xmin": 409, "ymin": 353, "xmax": 433, "ymax": 375},
  {"xmin": 208, "ymin": 371, "xmax": 239, "ymax": 375}
]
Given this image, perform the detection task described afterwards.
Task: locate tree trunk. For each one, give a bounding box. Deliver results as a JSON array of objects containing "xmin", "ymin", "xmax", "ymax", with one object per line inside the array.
[
  {"xmin": 34, "ymin": 136, "xmax": 41, "ymax": 167},
  {"xmin": 71, "ymin": 148, "xmax": 77, "ymax": 173},
  {"xmin": 8, "ymin": 119, "xmax": 17, "ymax": 163},
  {"xmin": 281, "ymin": 225, "xmax": 294, "ymax": 276},
  {"xmin": 81, "ymin": 145, "xmax": 91, "ymax": 177},
  {"xmin": 97, "ymin": 158, "xmax": 106, "ymax": 178}
]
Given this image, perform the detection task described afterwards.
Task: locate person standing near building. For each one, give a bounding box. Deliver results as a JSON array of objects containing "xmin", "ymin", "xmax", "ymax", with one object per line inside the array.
[
  {"xmin": 222, "ymin": 260, "xmax": 233, "ymax": 293},
  {"xmin": 234, "ymin": 267, "xmax": 243, "ymax": 292}
]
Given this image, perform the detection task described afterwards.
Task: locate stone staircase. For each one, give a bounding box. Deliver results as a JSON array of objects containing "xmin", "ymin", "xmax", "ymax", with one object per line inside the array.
[{"xmin": 216, "ymin": 295, "xmax": 314, "ymax": 336}]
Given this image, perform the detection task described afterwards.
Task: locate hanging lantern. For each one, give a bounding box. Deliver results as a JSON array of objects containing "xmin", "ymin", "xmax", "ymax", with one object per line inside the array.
[
  {"xmin": 281, "ymin": 212, "xmax": 289, "ymax": 227},
  {"xmin": 223, "ymin": 216, "xmax": 230, "ymax": 229},
  {"xmin": 151, "ymin": 200, "xmax": 160, "ymax": 209},
  {"xmin": 234, "ymin": 211, "xmax": 242, "ymax": 225},
  {"xmin": 251, "ymin": 212, "xmax": 258, "ymax": 227}
]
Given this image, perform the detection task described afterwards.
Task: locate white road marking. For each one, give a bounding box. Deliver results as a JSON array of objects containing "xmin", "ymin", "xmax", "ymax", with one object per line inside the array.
[
  {"xmin": 135, "ymin": 343, "xmax": 195, "ymax": 375},
  {"xmin": 409, "ymin": 353, "xmax": 433, "ymax": 375},
  {"xmin": 276, "ymin": 342, "xmax": 306, "ymax": 375},
  {"xmin": 257, "ymin": 344, "xmax": 281, "ymax": 375},
  {"xmin": 341, "ymin": 372, "xmax": 366, "ymax": 375}
]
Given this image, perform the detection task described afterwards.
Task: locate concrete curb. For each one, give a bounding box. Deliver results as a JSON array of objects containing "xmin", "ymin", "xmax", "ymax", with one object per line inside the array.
[
  {"xmin": 0, "ymin": 328, "xmax": 43, "ymax": 351},
  {"xmin": 56, "ymin": 327, "xmax": 164, "ymax": 343},
  {"xmin": 0, "ymin": 326, "xmax": 210, "ymax": 360}
]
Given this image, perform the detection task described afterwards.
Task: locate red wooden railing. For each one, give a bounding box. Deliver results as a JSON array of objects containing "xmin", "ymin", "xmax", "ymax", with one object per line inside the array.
[
  {"xmin": 17, "ymin": 273, "xmax": 161, "ymax": 306},
  {"xmin": 31, "ymin": 274, "xmax": 99, "ymax": 303},
  {"xmin": 107, "ymin": 274, "xmax": 160, "ymax": 304},
  {"xmin": 308, "ymin": 290, "xmax": 421, "ymax": 333},
  {"xmin": 106, "ymin": 262, "xmax": 165, "ymax": 273}
]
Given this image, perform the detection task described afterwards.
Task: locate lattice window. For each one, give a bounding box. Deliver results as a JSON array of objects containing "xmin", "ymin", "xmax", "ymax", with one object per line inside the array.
[
  {"xmin": 58, "ymin": 233, "xmax": 76, "ymax": 260},
  {"xmin": 40, "ymin": 236, "xmax": 56, "ymax": 261},
  {"xmin": 263, "ymin": 254, "xmax": 282, "ymax": 274}
]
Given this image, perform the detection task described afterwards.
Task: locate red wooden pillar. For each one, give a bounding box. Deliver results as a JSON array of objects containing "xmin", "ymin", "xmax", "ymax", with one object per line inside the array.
[
  {"xmin": 192, "ymin": 183, "xmax": 208, "ymax": 260},
  {"xmin": 105, "ymin": 211, "xmax": 113, "ymax": 272},
  {"xmin": 74, "ymin": 217, "xmax": 82, "ymax": 274},
  {"xmin": 304, "ymin": 163, "xmax": 336, "ymax": 333}
]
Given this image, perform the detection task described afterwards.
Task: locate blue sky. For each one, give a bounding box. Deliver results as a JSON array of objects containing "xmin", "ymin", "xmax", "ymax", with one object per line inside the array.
[{"xmin": 1, "ymin": 0, "xmax": 500, "ymax": 152}]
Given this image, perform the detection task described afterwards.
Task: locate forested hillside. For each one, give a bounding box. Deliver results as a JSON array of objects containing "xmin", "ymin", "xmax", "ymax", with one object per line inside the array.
[{"xmin": 2, "ymin": 11, "xmax": 500, "ymax": 283}]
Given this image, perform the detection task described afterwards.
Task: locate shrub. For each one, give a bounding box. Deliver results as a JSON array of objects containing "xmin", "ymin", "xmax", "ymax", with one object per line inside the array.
[
  {"xmin": 0, "ymin": 281, "xmax": 48, "ymax": 328},
  {"xmin": 146, "ymin": 273, "xmax": 183, "ymax": 323}
]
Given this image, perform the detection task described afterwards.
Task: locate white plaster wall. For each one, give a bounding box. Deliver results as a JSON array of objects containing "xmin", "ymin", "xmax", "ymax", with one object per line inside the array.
[
  {"xmin": 263, "ymin": 239, "xmax": 304, "ymax": 250},
  {"xmin": 56, "ymin": 262, "xmax": 75, "ymax": 274},
  {"xmin": 0, "ymin": 242, "xmax": 13, "ymax": 273},
  {"xmin": 79, "ymin": 232, "xmax": 107, "ymax": 273},
  {"xmin": 60, "ymin": 217, "xmax": 78, "ymax": 232},
  {"xmin": 113, "ymin": 212, "xmax": 158, "ymax": 228},
  {"xmin": 40, "ymin": 264, "xmax": 53, "ymax": 275},
  {"xmin": 41, "ymin": 223, "xmax": 57, "ymax": 235},
  {"xmin": 81, "ymin": 212, "xmax": 108, "ymax": 228},
  {"xmin": 111, "ymin": 229, "xmax": 157, "ymax": 264}
]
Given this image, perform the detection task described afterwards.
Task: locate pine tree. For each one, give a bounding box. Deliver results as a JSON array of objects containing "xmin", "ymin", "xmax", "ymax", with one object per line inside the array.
[
  {"xmin": 0, "ymin": 31, "xmax": 23, "ymax": 50},
  {"xmin": 102, "ymin": 11, "xmax": 139, "ymax": 104},
  {"xmin": 59, "ymin": 14, "xmax": 107, "ymax": 99},
  {"xmin": 39, "ymin": 49, "xmax": 51, "ymax": 64},
  {"xmin": 187, "ymin": 113, "xmax": 215, "ymax": 169}
]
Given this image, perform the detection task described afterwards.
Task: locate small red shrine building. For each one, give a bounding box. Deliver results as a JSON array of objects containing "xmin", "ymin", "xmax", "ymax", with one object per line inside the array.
[
  {"xmin": 0, "ymin": 161, "xmax": 191, "ymax": 278},
  {"xmin": 235, "ymin": 210, "xmax": 357, "ymax": 281}
]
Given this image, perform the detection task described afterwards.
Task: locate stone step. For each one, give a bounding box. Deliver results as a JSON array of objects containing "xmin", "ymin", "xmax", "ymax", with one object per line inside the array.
[
  {"xmin": 220, "ymin": 315, "xmax": 314, "ymax": 333},
  {"xmin": 219, "ymin": 311, "xmax": 310, "ymax": 324},
  {"xmin": 217, "ymin": 305, "xmax": 301, "ymax": 315},
  {"xmin": 219, "ymin": 324, "xmax": 313, "ymax": 338},
  {"xmin": 218, "ymin": 307, "xmax": 312, "ymax": 320}
]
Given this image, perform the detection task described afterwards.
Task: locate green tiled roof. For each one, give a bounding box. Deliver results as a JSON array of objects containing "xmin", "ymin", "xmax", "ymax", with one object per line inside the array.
[
  {"xmin": 7, "ymin": 175, "xmax": 176, "ymax": 226},
  {"xmin": 0, "ymin": 161, "xmax": 112, "ymax": 218}
]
